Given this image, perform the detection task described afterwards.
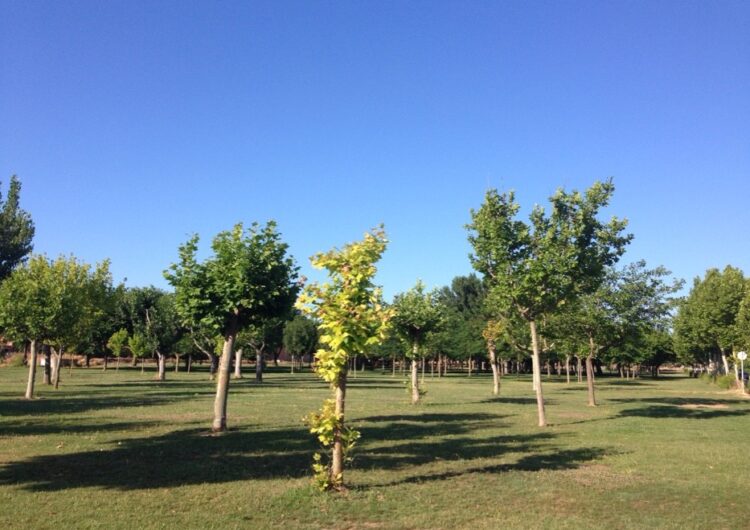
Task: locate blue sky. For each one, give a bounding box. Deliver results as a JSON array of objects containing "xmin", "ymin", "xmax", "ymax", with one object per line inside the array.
[{"xmin": 1, "ymin": 0, "xmax": 748, "ymax": 299}]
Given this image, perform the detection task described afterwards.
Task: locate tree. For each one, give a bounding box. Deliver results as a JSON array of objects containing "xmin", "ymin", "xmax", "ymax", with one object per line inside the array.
[
  {"xmin": 467, "ymin": 180, "xmax": 630, "ymax": 426},
  {"xmin": 0, "ymin": 255, "xmax": 111, "ymax": 397},
  {"xmin": 392, "ymin": 281, "xmax": 444, "ymax": 404},
  {"xmin": 297, "ymin": 227, "xmax": 391, "ymax": 491},
  {"xmin": 673, "ymin": 266, "xmax": 746, "ymax": 378},
  {"xmin": 283, "ymin": 314, "xmax": 318, "ymax": 373},
  {"xmin": 165, "ymin": 221, "xmax": 299, "ymax": 432},
  {"xmin": 0, "ymin": 175, "xmax": 35, "ymax": 280},
  {"xmin": 107, "ymin": 328, "xmax": 129, "ymax": 370}
]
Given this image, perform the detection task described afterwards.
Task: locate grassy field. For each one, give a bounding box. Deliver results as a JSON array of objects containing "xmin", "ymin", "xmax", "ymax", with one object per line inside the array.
[{"xmin": 1, "ymin": 363, "xmax": 748, "ymax": 529}]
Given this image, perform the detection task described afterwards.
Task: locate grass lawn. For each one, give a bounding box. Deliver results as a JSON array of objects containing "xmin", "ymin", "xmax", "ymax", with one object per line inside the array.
[{"xmin": 1, "ymin": 363, "xmax": 748, "ymax": 529}]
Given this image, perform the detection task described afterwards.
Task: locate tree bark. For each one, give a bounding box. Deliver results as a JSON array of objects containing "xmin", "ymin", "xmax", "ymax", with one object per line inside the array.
[
  {"xmin": 411, "ymin": 344, "xmax": 420, "ymax": 404},
  {"xmin": 255, "ymin": 349, "xmax": 263, "ymax": 383},
  {"xmin": 529, "ymin": 320, "xmax": 547, "ymax": 427},
  {"xmin": 212, "ymin": 324, "xmax": 237, "ymax": 432},
  {"xmin": 156, "ymin": 352, "xmax": 166, "ymax": 381},
  {"xmin": 43, "ymin": 348, "xmax": 52, "ymax": 385},
  {"xmin": 24, "ymin": 339, "xmax": 38, "ymax": 399},
  {"xmin": 586, "ymin": 337, "xmax": 597, "ymax": 407},
  {"xmin": 103, "ymin": 354, "xmax": 108, "ymax": 371},
  {"xmin": 721, "ymin": 352, "xmax": 730, "ymax": 375},
  {"xmin": 53, "ymin": 347, "xmax": 63, "ymax": 389},
  {"xmin": 208, "ymin": 353, "xmax": 218, "ymax": 380},
  {"xmin": 577, "ymin": 356, "xmax": 583, "ymax": 383},
  {"xmin": 420, "ymin": 356, "xmax": 425, "ymax": 385},
  {"xmin": 233, "ymin": 348, "xmax": 243, "ymax": 379},
  {"xmin": 330, "ymin": 369, "xmax": 348, "ymax": 488},
  {"xmin": 488, "ymin": 339, "xmax": 500, "ymax": 396},
  {"xmin": 565, "ymin": 355, "xmax": 571, "ymax": 384}
]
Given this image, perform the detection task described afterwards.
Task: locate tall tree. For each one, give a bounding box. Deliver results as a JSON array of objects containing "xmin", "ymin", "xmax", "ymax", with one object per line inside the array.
[
  {"xmin": 392, "ymin": 281, "xmax": 444, "ymax": 404},
  {"xmin": 298, "ymin": 227, "xmax": 391, "ymax": 491},
  {"xmin": 467, "ymin": 180, "xmax": 630, "ymax": 426},
  {"xmin": 165, "ymin": 221, "xmax": 299, "ymax": 432},
  {"xmin": 0, "ymin": 175, "xmax": 35, "ymax": 280}
]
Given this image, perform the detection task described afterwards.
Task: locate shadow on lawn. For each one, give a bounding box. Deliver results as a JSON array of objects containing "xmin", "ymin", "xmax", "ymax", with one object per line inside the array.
[
  {"xmin": 611, "ymin": 396, "xmax": 750, "ymax": 420},
  {"xmin": 1, "ymin": 411, "xmax": 573, "ymax": 492}
]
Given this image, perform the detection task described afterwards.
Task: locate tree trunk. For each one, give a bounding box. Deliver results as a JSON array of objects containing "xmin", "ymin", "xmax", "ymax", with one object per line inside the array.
[
  {"xmin": 468, "ymin": 356, "xmax": 472, "ymax": 377},
  {"xmin": 103, "ymin": 354, "xmax": 108, "ymax": 371},
  {"xmin": 565, "ymin": 355, "xmax": 571, "ymax": 384},
  {"xmin": 156, "ymin": 352, "xmax": 166, "ymax": 381},
  {"xmin": 131, "ymin": 354, "xmax": 137, "ymax": 367},
  {"xmin": 116, "ymin": 356, "xmax": 120, "ymax": 371},
  {"xmin": 488, "ymin": 339, "xmax": 500, "ymax": 396},
  {"xmin": 721, "ymin": 352, "xmax": 730, "ymax": 375},
  {"xmin": 24, "ymin": 339, "xmax": 38, "ymax": 399},
  {"xmin": 529, "ymin": 320, "xmax": 547, "ymax": 427},
  {"xmin": 255, "ymin": 349, "xmax": 263, "ymax": 383},
  {"xmin": 577, "ymin": 356, "xmax": 583, "ymax": 383},
  {"xmin": 291, "ymin": 354, "xmax": 295, "ymax": 374},
  {"xmin": 212, "ymin": 326, "xmax": 237, "ymax": 432},
  {"xmin": 43, "ymin": 348, "xmax": 52, "ymax": 385},
  {"xmin": 586, "ymin": 337, "xmax": 597, "ymax": 407},
  {"xmin": 420, "ymin": 356, "xmax": 425, "ymax": 385},
  {"xmin": 330, "ymin": 369, "xmax": 348, "ymax": 489},
  {"xmin": 174, "ymin": 355, "xmax": 179, "ymax": 373},
  {"xmin": 187, "ymin": 355, "xmax": 192, "ymax": 373},
  {"xmin": 53, "ymin": 348, "xmax": 63, "ymax": 389},
  {"xmin": 233, "ymin": 348, "xmax": 243, "ymax": 379},
  {"xmin": 411, "ymin": 344, "xmax": 420, "ymax": 404},
  {"xmin": 208, "ymin": 353, "xmax": 218, "ymax": 380},
  {"xmin": 391, "ymin": 354, "xmax": 396, "ymax": 376}
]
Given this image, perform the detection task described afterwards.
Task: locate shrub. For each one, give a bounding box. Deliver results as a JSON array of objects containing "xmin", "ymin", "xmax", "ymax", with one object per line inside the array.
[
  {"xmin": 714, "ymin": 374, "xmax": 737, "ymax": 390},
  {"xmin": 3, "ymin": 353, "xmax": 25, "ymax": 367}
]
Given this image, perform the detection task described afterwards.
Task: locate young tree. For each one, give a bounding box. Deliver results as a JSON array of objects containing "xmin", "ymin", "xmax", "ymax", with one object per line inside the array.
[
  {"xmin": 467, "ymin": 180, "xmax": 630, "ymax": 426},
  {"xmin": 165, "ymin": 221, "xmax": 299, "ymax": 432},
  {"xmin": 297, "ymin": 227, "xmax": 391, "ymax": 491},
  {"xmin": 0, "ymin": 175, "xmax": 35, "ymax": 280},
  {"xmin": 283, "ymin": 314, "xmax": 318, "ymax": 373},
  {"xmin": 392, "ymin": 281, "xmax": 444, "ymax": 404},
  {"xmin": 107, "ymin": 328, "xmax": 129, "ymax": 370}
]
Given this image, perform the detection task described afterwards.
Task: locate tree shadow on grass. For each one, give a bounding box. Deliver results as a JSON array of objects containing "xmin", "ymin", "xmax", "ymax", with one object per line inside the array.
[
  {"xmin": 0, "ymin": 419, "xmax": 162, "ymax": 437},
  {"xmin": 610, "ymin": 396, "xmax": 750, "ymax": 420},
  {"xmin": 0, "ymin": 425, "xmax": 317, "ymax": 492},
  {"xmin": 477, "ymin": 397, "xmax": 542, "ymax": 405}
]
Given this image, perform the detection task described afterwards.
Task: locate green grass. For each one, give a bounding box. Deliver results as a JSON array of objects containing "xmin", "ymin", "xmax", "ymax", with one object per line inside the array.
[{"xmin": 1, "ymin": 364, "xmax": 748, "ymax": 529}]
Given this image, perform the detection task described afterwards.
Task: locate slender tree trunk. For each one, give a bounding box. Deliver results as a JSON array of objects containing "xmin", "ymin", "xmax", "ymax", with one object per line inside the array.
[
  {"xmin": 586, "ymin": 337, "xmax": 597, "ymax": 406},
  {"xmin": 116, "ymin": 356, "xmax": 120, "ymax": 371},
  {"xmin": 156, "ymin": 352, "xmax": 166, "ymax": 381},
  {"xmin": 529, "ymin": 320, "xmax": 547, "ymax": 427},
  {"xmin": 488, "ymin": 339, "xmax": 500, "ymax": 396},
  {"xmin": 577, "ymin": 356, "xmax": 583, "ymax": 383},
  {"xmin": 721, "ymin": 352, "xmax": 730, "ymax": 375},
  {"xmin": 53, "ymin": 348, "xmax": 63, "ymax": 389},
  {"xmin": 43, "ymin": 348, "xmax": 52, "ymax": 385},
  {"xmin": 233, "ymin": 348, "xmax": 243, "ymax": 379},
  {"xmin": 291, "ymin": 354, "xmax": 295, "ymax": 374},
  {"xmin": 187, "ymin": 355, "xmax": 192, "ymax": 373},
  {"xmin": 565, "ymin": 355, "xmax": 571, "ymax": 384},
  {"xmin": 174, "ymin": 355, "xmax": 179, "ymax": 373},
  {"xmin": 411, "ymin": 344, "xmax": 420, "ymax": 404},
  {"xmin": 255, "ymin": 349, "xmax": 263, "ymax": 383},
  {"xmin": 24, "ymin": 339, "xmax": 38, "ymax": 399},
  {"xmin": 468, "ymin": 356, "xmax": 472, "ymax": 377},
  {"xmin": 391, "ymin": 354, "xmax": 396, "ymax": 376},
  {"xmin": 208, "ymin": 353, "xmax": 218, "ymax": 380},
  {"xmin": 131, "ymin": 354, "xmax": 137, "ymax": 367},
  {"xmin": 212, "ymin": 325, "xmax": 237, "ymax": 432},
  {"xmin": 420, "ymin": 356, "xmax": 425, "ymax": 385},
  {"xmin": 103, "ymin": 355, "xmax": 108, "ymax": 371},
  {"xmin": 430, "ymin": 358, "xmax": 434, "ymax": 378},
  {"xmin": 330, "ymin": 369, "xmax": 348, "ymax": 488}
]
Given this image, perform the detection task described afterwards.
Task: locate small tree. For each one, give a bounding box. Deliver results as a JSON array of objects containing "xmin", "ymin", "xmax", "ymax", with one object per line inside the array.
[
  {"xmin": 297, "ymin": 227, "xmax": 391, "ymax": 491},
  {"xmin": 107, "ymin": 328, "xmax": 129, "ymax": 370},
  {"xmin": 165, "ymin": 222, "xmax": 299, "ymax": 432},
  {"xmin": 392, "ymin": 281, "xmax": 444, "ymax": 404}
]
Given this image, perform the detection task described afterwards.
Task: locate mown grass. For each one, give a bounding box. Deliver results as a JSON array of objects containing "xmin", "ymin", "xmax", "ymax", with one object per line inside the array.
[{"xmin": 1, "ymin": 363, "xmax": 748, "ymax": 529}]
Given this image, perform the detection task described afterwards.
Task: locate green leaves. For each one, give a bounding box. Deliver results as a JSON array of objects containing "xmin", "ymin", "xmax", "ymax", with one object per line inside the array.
[
  {"xmin": 391, "ymin": 280, "xmax": 444, "ymax": 358},
  {"xmin": 0, "ymin": 175, "xmax": 35, "ymax": 280},
  {"xmin": 165, "ymin": 221, "xmax": 299, "ymax": 338}
]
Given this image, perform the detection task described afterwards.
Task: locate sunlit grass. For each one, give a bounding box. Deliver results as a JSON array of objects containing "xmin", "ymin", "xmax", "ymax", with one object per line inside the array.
[{"xmin": 1, "ymin": 363, "xmax": 747, "ymax": 529}]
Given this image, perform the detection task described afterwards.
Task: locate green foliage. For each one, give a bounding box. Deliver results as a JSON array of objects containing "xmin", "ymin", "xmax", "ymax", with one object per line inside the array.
[
  {"xmin": 467, "ymin": 180, "xmax": 631, "ymax": 321},
  {"xmin": 107, "ymin": 329, "xmax": 129, "ymax": 358},
  {"xmin": 283, "ymin": 314, "xmax": 318, "ymax": 358},
  {"xmin": 0, "ymin": 175, "xmax": 35, "ymax": 280},
  {"xmin": 165, "ymin": 221, "xmax": 299, "ymax": 339},
  {"xmin": 297, "ymin": 226, "xmax": 390, "ymax": 490},
  {"xmin": 128, "ymin": 331, "xmax": 155, "ymax": 360},
  {"xmin": 391, "ymin": 281, "xmax": 444, "ymax": 358}
]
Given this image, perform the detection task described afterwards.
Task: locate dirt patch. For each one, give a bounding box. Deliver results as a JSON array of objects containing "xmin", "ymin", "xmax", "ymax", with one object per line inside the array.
[{"xmin": 679, "ymin": 403, "xmax": 729, "ymax": 410}]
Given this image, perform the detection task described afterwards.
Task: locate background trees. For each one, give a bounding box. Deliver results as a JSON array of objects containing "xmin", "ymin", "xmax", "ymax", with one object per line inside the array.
[
  {"xmin": 283, "ymin": 314, "xmax": 318, "ymax": 372},
  {"xmin": 467, "ymin": 180, "xmax": 631, "ymax": 426},
  {"xmin": 165, "ymin": 221, "xmax": 299, "ymax": 432}
]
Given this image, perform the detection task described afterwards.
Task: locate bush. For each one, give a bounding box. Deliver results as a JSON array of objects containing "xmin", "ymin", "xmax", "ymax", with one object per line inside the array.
[
  {"xmin": 714, "ymin": 374, "xmax": 737, "ymax": 390},
  {"xmin": 3, "ymin": 353, "xmax": 25, "ymax": 367}
]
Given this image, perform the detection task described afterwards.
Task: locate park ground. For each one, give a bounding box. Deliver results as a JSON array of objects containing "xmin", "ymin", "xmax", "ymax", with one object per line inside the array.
[{"xmin": 0, "ymin": 364, "xmax": 748, "ymax": 529}]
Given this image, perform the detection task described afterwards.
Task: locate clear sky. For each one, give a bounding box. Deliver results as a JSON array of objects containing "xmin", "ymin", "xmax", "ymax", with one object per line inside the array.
[{"xmin": 1, "ymin": 0, "xmax": 748, "ymax": 299}]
